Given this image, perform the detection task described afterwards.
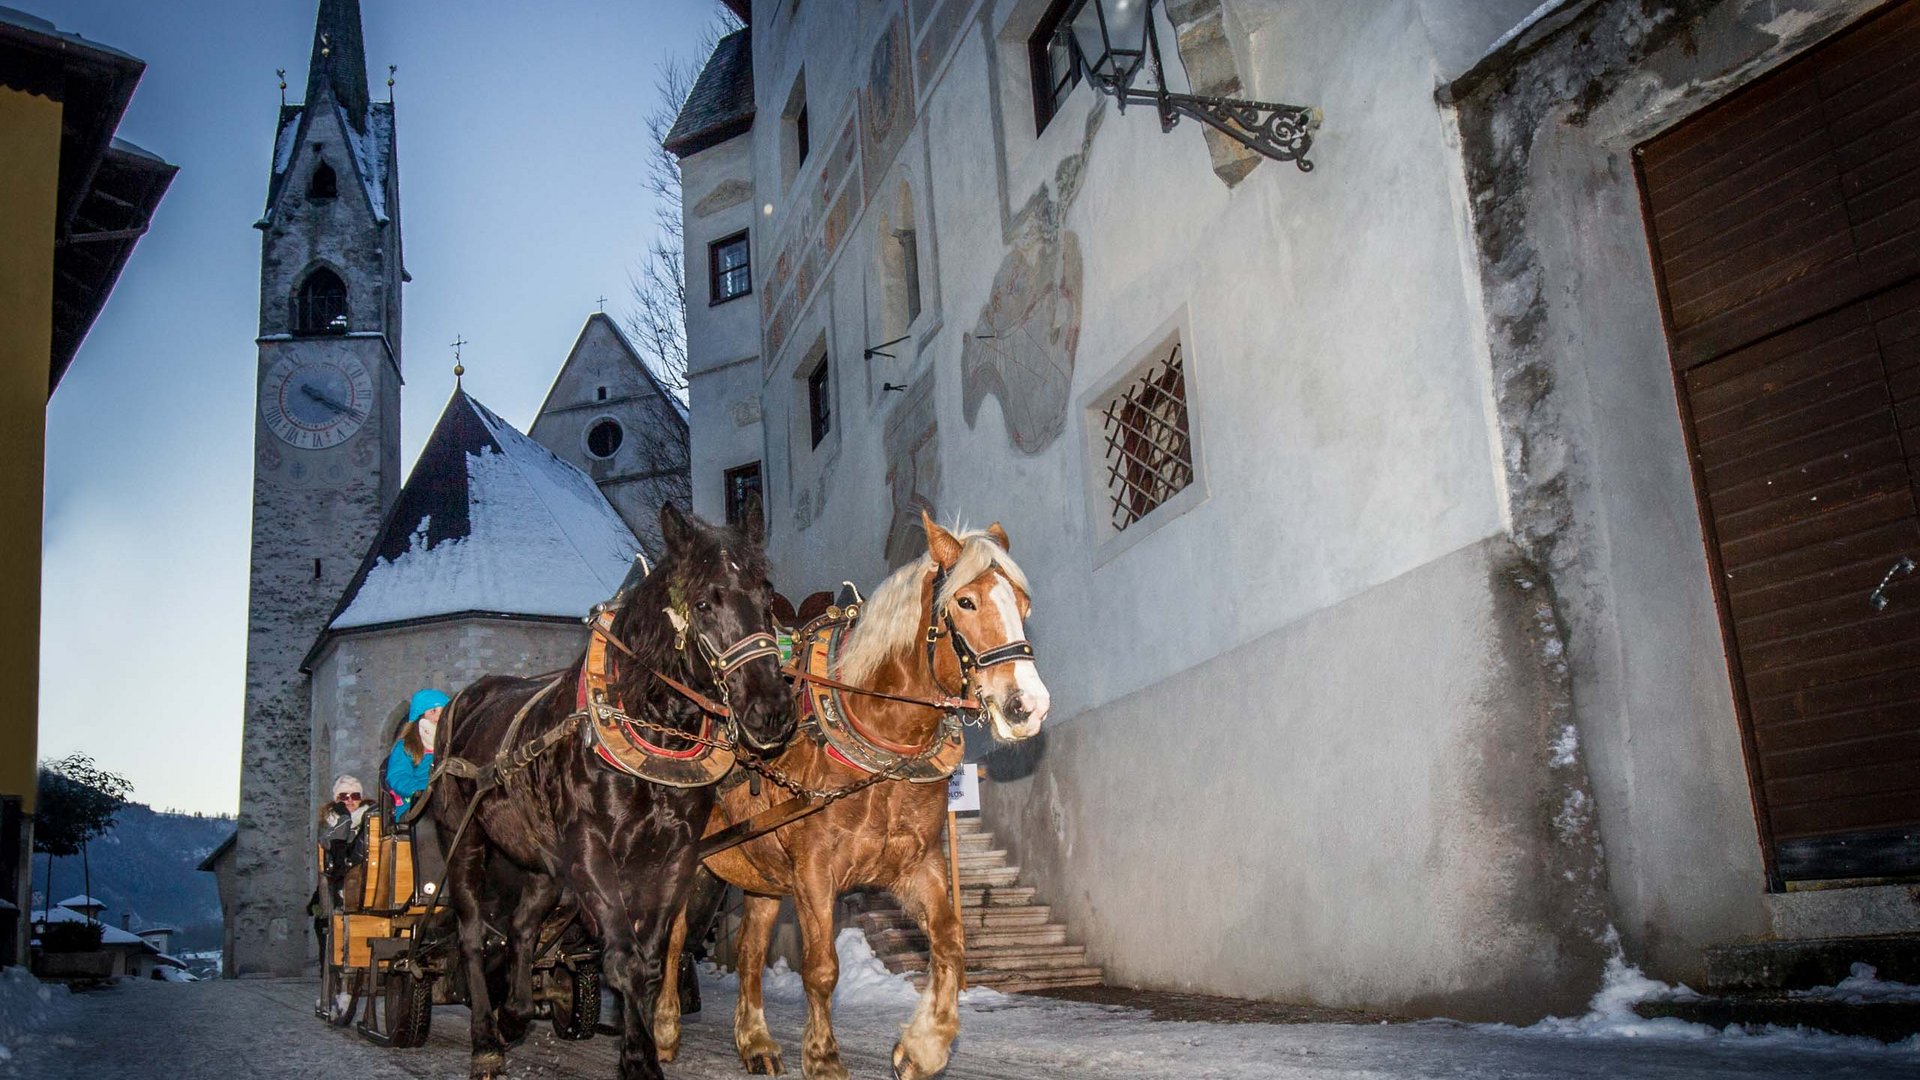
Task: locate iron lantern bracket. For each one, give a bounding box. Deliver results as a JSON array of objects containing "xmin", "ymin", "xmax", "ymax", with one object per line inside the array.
[
  {"xmin": 1068, "ymin": 0, "xmax": 1321, "ymax": 172},
  {"xmin": 1098, "ymin": 78, "xmax": 1321, "ymax": 172}
]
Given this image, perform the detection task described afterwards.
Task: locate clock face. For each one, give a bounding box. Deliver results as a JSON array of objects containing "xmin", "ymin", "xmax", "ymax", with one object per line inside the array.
[{"xmin": 262, "ymin": 355, "xmax": 373, "ymax": 449}]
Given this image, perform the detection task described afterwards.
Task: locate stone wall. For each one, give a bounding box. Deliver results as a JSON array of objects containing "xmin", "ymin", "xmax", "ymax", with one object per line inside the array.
[
  {"xmin": 308, "ymin": 618, "xmax": 589, "ymax": 817},
  {"xmin": 1447, "ymin": 0, "xmax": 1888, "ymax": 979}
]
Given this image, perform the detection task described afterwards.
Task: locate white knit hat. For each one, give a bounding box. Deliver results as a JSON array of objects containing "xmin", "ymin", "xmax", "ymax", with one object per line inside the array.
[{"xmin": 332, "ymin": 774, "xmax": 364, "ymax": 799}]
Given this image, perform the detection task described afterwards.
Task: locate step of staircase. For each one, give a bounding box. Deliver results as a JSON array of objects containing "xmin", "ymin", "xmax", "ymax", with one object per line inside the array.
[
  {"xmin": 855, "ymin": 906, "xmax": 1054, "ymax": 932},
  {"xmin": 855, "ymin": 816, "xmax": 1103, "ymax": 992}
]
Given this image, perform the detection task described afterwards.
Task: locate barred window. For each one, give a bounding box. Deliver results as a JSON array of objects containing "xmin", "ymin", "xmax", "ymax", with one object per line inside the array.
[{"xmin": 1097, "ymin": 342, "xmax": 1193, "ymax": 532}]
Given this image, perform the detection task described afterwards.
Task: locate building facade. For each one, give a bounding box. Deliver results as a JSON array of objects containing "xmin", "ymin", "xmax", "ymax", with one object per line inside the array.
[
  {"xmin": 0, "ymin": 7, "xmax": 172, "ymax": 969},
  {"xmin": 673, "ymin": 0, "xmax": 1920, "ymax": 1019}
]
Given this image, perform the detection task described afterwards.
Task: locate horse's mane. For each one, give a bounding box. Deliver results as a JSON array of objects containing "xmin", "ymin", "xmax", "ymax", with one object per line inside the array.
[
  {"xmin": 835, "ymin": 529, "xmax": 1029, "ymax": 685},
  {"xmin": 606, "ymin": 514, "xmax": 770, "ymax": 714}
]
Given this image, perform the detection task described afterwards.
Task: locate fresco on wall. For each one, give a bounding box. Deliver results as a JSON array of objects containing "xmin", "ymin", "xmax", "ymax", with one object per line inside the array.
[
  {"xmin": 959, "ymin": 107, "xmax": 1103, "ymax": 453},
  {"xmin": 913, "ymin": 0, "xmax": 973, "ymax": 95},
  {"xmin": 861, "ymin": 13, "xmax": 917, "ymax": 203},
  {"xmin": 882, "ymin": 370, "xmax": 941, "ymax": 567},
  {"xmin": 763, "ymin": 117, "xmax": 863, "ymax": 362}
]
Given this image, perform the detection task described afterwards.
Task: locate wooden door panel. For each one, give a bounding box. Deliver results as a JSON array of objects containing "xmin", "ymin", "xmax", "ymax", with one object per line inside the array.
[{"xmin": 1642, "ymin": 0, "xmax": 1920, "ymax": 882}]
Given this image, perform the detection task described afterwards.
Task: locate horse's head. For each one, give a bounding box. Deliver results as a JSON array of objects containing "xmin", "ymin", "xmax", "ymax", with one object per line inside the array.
[
  {"xmin": 649, "ymin": 503, "xmax": 797, "ymax": 756},
  {"xmin": 923, "ymin": 512, "xmax": 1051, "ymax": 742}
]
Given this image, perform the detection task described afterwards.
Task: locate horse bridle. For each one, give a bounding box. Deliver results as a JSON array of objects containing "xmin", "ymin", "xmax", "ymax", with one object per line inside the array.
[{"xmin": 924, "ymin": 563, "xmax": 1037, "ymax": 701}]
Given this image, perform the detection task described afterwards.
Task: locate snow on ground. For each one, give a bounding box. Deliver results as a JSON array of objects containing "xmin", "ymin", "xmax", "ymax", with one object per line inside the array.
[
  {"xmin": 1792, "ymin": 964, "xmax": 1920, "ymax": 1005},
  {"xmin": 0, "ymin": 967, "xmax": 74, "ymax": 1064}
]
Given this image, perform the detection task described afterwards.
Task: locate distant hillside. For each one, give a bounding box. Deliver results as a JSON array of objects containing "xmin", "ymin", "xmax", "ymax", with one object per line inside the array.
[{"xmin": 29, "ymin": 802, "xmax": 233, "ymax": 952}]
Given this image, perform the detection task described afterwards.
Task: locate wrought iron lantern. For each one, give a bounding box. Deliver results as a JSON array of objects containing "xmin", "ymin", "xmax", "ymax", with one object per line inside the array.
[{"xmin": 1056, "ymin": 0, "xmax": 1320, "ymax": 170}]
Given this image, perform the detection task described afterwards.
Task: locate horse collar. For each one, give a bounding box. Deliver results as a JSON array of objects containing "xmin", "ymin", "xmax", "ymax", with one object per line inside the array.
[
  {"xmin": 580, "ymin": 606, "xmax": 736, "ymax": 787},
  {"xmin": 800, "ymin": 619, "xmax": 962, "ymax": 782}
]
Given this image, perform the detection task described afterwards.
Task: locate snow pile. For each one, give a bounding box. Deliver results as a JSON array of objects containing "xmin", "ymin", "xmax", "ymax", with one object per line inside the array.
[
  {"xmin": 272, "ymin": 112, "xmax": 300, "ymax": 174},
  {"xmin": 714, "ymin": 929, "xmax": 922, "ymax": 1009},
  {"xmin": 1498, "ymin": 951, "xmax": 1920, "ymax": 1054},
  {"xmin": 344, "ymin": 104, "xmax": 392, "ymax": 222},
  {"xmin": 0, "ymin": 966, "xmax": 74, "ymax": 1062},
  {"xmin": 1792, "ymin": 963, "xmax": 1920, "ymax": 1005},
  {"xmin": 1514, "ymin": 951, "xmax": 1713, "ymax": 1041}
]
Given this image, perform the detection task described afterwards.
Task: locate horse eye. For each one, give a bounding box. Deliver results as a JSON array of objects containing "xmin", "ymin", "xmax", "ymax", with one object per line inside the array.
[
  {"xmin": 956, "ymin": 597, "xmax": 976, "ymax": 611},
  {"xmin": 694, "ymin": 600, "xmax": 712, "ymax": 613}
]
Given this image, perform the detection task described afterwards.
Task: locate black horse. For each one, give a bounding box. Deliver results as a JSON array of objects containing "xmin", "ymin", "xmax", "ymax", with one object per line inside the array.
[{"xmin": 429, "ymin": 504, "xmax": 794, "ymax": 1079}]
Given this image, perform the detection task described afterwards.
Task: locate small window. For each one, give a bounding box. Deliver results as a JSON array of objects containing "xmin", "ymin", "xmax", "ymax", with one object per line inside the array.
[
  {"xmin": 292, "ymin": 267, "xmax": 349, "ymax": 335},
  {"xmin": 308, "ymin": 162, "xmax": 337, "ymax": 200},
  {"xmin": 725, "ymin": 462, "xmax": 764, "ymax": 540},
  {"xmin": 710, "ymin": 231, "xmax": 752, "ymax": 304},
  {"xmin": 586, "ymin": 418, "xmax": 624, "ymax": 459},
  {"xmin": 807, "ymin": 356, "xmax": 832, "ymax": 449},
  {"xmin": 1029, "ymin": 0, "xmax": 1086, "ymax": 135},
  {"xmin": 596, "ymin": 386, "xmax": 608, "ymax": 401},
  {"xmin": 781, "ymin": 75, "xmax": 810, "ymax": 187},
  {"xmin": 1097, "ymin": 340, "xmax": 1192, "ymax": 532}
]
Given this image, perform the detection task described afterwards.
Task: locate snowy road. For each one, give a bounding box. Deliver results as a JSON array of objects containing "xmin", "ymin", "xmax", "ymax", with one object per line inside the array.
[{"xmin": 6, "ymin": 959, "xmax": 1917, "ymax": 1080}]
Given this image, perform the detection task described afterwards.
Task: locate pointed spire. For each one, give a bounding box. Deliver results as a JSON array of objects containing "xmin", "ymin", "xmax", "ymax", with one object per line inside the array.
[{"xmin": 305, "ymin": 0, "xmax": 370, "ymax": 131}]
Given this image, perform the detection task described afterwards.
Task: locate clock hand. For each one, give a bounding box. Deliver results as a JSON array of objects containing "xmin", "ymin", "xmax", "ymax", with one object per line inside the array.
[{"xmin": 301, "ymin": 384, "xmax": 356, "ymax": 416}]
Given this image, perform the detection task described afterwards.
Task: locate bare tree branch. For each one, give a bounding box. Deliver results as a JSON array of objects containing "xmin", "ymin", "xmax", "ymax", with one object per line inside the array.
[{"xmin": 626, "ymin": 13, "xmax": 742, "ymax": 396}]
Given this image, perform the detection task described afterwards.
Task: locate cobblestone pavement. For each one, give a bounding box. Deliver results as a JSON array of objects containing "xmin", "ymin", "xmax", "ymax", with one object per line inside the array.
[{"xmin": 5, "ymin": 973, "xmax": 1916, "ymax": 1079}]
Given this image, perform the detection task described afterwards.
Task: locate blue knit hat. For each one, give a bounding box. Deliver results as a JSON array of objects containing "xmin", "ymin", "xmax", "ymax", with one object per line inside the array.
[{"xmin": 409, "ymin": 688, "xmax": 451, "ymax": 725}]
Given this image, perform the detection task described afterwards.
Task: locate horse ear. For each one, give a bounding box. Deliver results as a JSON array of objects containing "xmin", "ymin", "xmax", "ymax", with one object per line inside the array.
[
  {"xmin": 986, "ymin": 522, "xmax": 1010, "ymax": 552},
  {"xmin": 660, "ymin": 502, "xmax": 692, "ymax": 554},
  {"xmin": 922, "ymin": 509, "xmax": 962, "ymax": 569}
]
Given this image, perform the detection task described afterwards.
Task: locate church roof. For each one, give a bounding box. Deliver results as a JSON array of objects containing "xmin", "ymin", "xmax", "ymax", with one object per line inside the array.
[
  {"xmin": 664, "ymin": 28, "xmax": 754, "ymax": 159},
  {"xmin": 318, "ymin": 391, "xmax": 643, "ymax": 642},
  {"xmin": 259, "ymin": 0, "xmax": 392, "ymax": 226},
  {"xmin": 306, "ymin": 0, "xmax": 370, "ymax": 133},
  {"xmin": 531, "ymin": 312, "xmax": 690, "ymax": 428}
]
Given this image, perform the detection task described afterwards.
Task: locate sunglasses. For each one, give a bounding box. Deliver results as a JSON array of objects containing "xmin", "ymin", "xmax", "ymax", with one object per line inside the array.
[{"xmin": 340, "ymin": 793, "xmax": 364, "ymax": 803}]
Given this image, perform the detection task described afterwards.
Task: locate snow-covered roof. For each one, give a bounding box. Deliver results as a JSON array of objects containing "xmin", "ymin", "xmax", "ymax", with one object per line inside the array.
[
  {"xmin": 261, "ymin": 99, "xmax": 394, "ymax": 226},
  {"xmin": 36, "ymin": 904, "xmax": 152, "ymax": 949},
  {"xmin": 320, "ymin": 390, "xmax": 642, "ymax": 637},
  {"xmin": 57, "ymin": 894, "xmax": 105, "ymax": 909}
]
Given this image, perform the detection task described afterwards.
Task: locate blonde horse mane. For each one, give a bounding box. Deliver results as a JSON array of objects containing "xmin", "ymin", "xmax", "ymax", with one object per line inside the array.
[{"xmin": 834, "ymin": 529, "xmax": 1029, "ymax": 685}]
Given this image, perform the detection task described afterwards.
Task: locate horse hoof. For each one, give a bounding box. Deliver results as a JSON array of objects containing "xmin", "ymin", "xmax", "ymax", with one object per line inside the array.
[
  {"xmin": 891, "ymin": 1043, "xmax": 909, "ymax": 1080},
  {"xmin": 658, "ymin": 1043, "xmax": 678, "ymax": 1063},
  {"xmin": 470, "ymin": 1050, "xmax": 506, "ymax": 1080},
  {"xmin": 745, "ymin": 1052, "xmax": 784, "ymax": 1074}
]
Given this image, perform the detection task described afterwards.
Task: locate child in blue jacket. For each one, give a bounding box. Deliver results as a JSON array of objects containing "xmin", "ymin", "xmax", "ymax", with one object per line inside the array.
[{"xmin": 387, "ymin": 688, "xmax": 449, "ymax": 821}]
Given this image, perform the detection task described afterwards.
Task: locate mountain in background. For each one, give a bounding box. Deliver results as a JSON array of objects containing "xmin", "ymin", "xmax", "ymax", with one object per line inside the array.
[{"xmin": 29, "ymin": 802, "xmax": 233, "ymax": 953}]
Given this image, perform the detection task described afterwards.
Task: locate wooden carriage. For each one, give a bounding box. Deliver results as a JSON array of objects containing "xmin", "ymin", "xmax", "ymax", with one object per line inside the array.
[{"xmin": 315, "ymin": 810, "xmax": 602, "ymax": 1047}]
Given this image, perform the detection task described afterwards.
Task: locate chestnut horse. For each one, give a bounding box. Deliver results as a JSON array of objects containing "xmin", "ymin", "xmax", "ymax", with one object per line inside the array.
[
  {"xmin": 656, "ymin": 513, "xmax": 1051, "ymax": 1080},
  {"xmin": 431, "ymin": 505, "xmax": 796, "ymax": 1080}
]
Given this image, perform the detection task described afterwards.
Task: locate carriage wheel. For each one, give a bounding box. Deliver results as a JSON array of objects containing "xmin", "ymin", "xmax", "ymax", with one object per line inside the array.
[
  {"xmin": 367, "ymin": 965, "xmax": 434, "ymax": 1048},
  {"xmin": 547, "ymin": 964, "xmax": 600, "ymax": 1040}
]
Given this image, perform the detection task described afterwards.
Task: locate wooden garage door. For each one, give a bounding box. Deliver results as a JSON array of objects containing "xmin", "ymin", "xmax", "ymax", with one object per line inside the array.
[{"xmin": 1639, "ymin": 0, "xmax": 1920, "ymax": 884}]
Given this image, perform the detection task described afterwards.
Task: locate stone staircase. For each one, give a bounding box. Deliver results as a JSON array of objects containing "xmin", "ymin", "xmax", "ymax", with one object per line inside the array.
[
  {"xmin": 1633, "ymin": 934, "xmax": 1920, "ymax": 1041},
  {"xmin": 848, "ymin": 815, "xmax": 1104, "ymax": 993}
]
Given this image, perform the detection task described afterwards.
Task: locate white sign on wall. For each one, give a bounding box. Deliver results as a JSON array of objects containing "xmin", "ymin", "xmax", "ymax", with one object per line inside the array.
[{"xmin": 947, "ymin": 763, "xmax": 979, "ymax": 812}]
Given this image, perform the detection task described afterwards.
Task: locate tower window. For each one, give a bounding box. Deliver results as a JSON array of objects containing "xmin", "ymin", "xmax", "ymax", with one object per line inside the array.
[
  {"xmin": 596, "ymin": 386, "xmax": 608, "ymax": 401},
  {"xmin": 293, "ymin": 267, "xmax": 349, "ymax": 335},
  {"xmin": 308, "ymin": 162, "xmax": 337, "ymax": 200},
  {"xmin": 710, "ymin": 231, "xmax": 751, "ymax": 304},
  {"xmin": 586, "ymin": 418, "xmax": 624, "ymax": 459}
]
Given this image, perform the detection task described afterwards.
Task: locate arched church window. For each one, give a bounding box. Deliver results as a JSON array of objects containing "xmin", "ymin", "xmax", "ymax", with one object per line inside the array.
[
  {"xmin": 293, "ymin": 267, "xmax": 349, "ymax": 335},
  {"xmin": 309, "ymin": 162, "xmax": 338, "ymax": 200}
]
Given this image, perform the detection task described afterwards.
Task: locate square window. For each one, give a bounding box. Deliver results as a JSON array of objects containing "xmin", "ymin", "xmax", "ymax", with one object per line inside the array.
[
  {"xmin": 807, "ymin": 356, "xmax": 832, "ymax": 449},
  {"xmin": 710, "ymin": 231, "xmax": 751, "ymax": 304},
  {"xmin": 725, "ymin": 462, "xmax": 764, "ymax": 540},
  {"xmin": 1029, "ymin": 0, "xmax": 1087, "ymax": 135},
  {"xmin": 1096, "ymin": 340, "xmax": 1193, "ymax": 532}
]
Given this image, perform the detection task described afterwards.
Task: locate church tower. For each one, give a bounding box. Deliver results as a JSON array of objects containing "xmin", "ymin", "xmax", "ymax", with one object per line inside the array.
[{"xmin": 233, "ymin": 0, "xmax": 403, "ymax": 976}]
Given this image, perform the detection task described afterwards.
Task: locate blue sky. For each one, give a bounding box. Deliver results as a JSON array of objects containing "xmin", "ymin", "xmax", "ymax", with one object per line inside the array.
[{"xmin": 36, "ymin": 0, "xmax": 720, "ymax": 815}]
